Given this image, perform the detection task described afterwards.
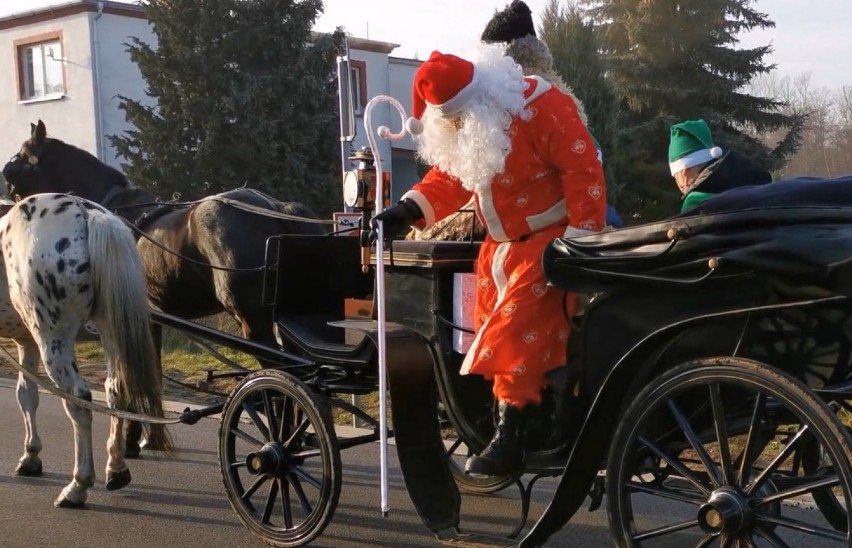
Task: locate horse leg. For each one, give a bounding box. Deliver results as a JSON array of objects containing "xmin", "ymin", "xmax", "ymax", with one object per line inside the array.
[
  {"xmin": 14, "ymin": 340, "xmax": 43, "ymax": 476},
  {"xmin": 125, "ymin": 322, "xmax": 166, "ymax": 456},
  {"xmin": 38, "ymin": 345, "xmax": 95, "ymax": 508},
  {"xmin": 54, "ymin": 371, "xmax": 95, "ymax": 508},
  {"xmin": 104, "ymin": 376, "xmax": 131, "ymax": 490}
]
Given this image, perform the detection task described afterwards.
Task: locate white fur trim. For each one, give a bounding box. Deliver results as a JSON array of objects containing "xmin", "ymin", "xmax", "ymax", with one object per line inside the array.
[
  {"xmin": 405, "ymin": 117, "xmax": 423, "ymax": 135},
  {"xmin": 669, "ymin": 148, "xmax": 720, "ymax": 175},
  {"xmin": 563, "ymin": 226, "xmax": 594, "ymax": 239},
  {"xmin": 526, "ymin": 199, "xmax": 567, "ymax": 232},
  {"xmin": 523, "ymin": 76, "xmax": 552, "ymax": 104},
  {"xmin": 476, "ymin": 186, "xmax": 508, "ymax": 241},
  {"xmin": 432, "ymin": 67, "xmax": 483, "ymax": 117},
  {"xmin": 400, "ymin": 189, "xmax": 435, "ymax": 228}
]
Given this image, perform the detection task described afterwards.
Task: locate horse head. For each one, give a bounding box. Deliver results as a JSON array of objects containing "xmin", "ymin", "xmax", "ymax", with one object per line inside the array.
[{"xmin": 2, "ymin": 120, "xmax": 130, "ymax": 203}]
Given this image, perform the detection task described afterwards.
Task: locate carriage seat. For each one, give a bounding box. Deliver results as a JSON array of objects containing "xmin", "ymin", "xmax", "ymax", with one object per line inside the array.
[
  {"xmin": 267, "ymin": 234, "xmax": 376, "ymax": 365},
  {"xmin": 274, "ymin": 315, "xmax": 376, "ymax": 365}
]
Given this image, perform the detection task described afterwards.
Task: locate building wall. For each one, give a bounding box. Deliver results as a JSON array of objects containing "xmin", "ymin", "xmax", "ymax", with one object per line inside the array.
[
  {"xmin": 0, "ymin": 3, "xmax": 425, "ymax": 206},
  {"xmin": 91, "ymin": 12, "xmax": 155, "ymax": 168},
  {"xmin": 0, "ymin": 12, "xmax": 97, "ymax": 160}
]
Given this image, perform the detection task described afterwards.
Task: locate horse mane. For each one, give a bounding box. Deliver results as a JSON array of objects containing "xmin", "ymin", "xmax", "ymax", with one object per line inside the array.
[{"xmin": 48, "ymin": 137, "xmax": 131, "ymax": 190}]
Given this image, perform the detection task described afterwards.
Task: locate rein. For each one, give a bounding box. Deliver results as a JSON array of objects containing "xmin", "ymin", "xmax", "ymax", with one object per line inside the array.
[
  {"xmin": 103, "ymin": 186, "xmax": 336, "ymax": 273},
  {"xmin": 0, "ymin": 343, "xmax": 183, "ymax": 425}
]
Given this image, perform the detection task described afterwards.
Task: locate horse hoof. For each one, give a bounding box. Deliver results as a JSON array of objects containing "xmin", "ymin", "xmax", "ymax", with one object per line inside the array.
[
  {"xmin": 15, "ymin": 460, "xmax": 43, "ymax": 476},
  {"xmin": 140, "ymin": 437, "xmax": 166, "ymax": 451},
  {"xmin": 124, "ymin": 444, "xmax": 141, "ymax": 460},
  {"xmin": 106, "ymin": 469, "xmax": 132, "ymax": 491},
  {"xmin": 54, "ymin": 497, "xmax": 86, "ymax": 508}
]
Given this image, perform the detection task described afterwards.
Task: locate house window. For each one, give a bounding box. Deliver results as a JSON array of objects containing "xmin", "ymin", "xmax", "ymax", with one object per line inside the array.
[
  {"xmin": 17, "ymin": 34, "xmax": 65, "ymax": 101},
  {"xmin": 349, "ymin": 60, "xmax": 367, "ymax": 115}
]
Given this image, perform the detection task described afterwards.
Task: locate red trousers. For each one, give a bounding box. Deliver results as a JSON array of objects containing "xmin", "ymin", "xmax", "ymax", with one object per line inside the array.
[{"xmin": 461, "ymin": 224, "xmax": 574, "ymax": 407}]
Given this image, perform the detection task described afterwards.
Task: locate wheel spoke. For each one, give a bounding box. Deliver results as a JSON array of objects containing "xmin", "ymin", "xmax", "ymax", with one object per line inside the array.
[
  {"xmin": 242, "ymin": 399, "xmax": 271, "ymax": 441},
  {"xmin": 289, "ymin": 472, "xmax": 314, "ymax": 516},
  {"xmin": 261, "ymin": 476, "xmax": 279, "ymax": 523},
  {"xmin": 737, "ymin": 392, "xmax": 767, "ymax": 487},
  {"xmin": 278, "ymin": 399, "xmax": 292, "ymax": 442},
  {"xmin": 626, "ymin": 480, "xmax": 705, "ymax": 505},
  {"xmin": 638, "ymin": 436, "xmax": 712, "ymax": 496},
  {"xmin": 446, "ymin": 437, "xmax": 463, "ymax": 458},
  {"xmin": 231, "ymin": 426, "xmax": 264, "ymax": 448},
  {"xmin": 262, "ymin": 390, "xmax": 278, "ymax": 443},
  {"xmin": 291, "ymin": 464, "xmax": 323, "ymax": 490},
  {"xmin": 279, "ymin": 478, "xmax": 294, "ymax": 529},
  {"xmin": 752, "ymin": 475, "xmax": 839, "ymax": 506},
  {"xmin": 284, "ymin": 417, "xmax": 311, "ymax": 451},
  {"xmin": 755, "ymin": 513, "xmax": 847, "ymax": 541},
  {"xmin": 290, "ymin": 448, "xmax": 323, "ymax": 460},
  {"xmin": 745, "ymin": 425, "xmax": 809, "ymax": 495},
  {"xmin": 633, "ymin": 518, "xmax": 700, "ymax": 541},
  {"xmin": 241, "ymin": 474, "xmax": 269, "ymax": 501},
  {"xmin": 667, "ymin": 398, "xmax": 722, "ymax": 487},
  {"xmin": 709, "ymin": 384, "xmax": 735, "ymax": 485}
]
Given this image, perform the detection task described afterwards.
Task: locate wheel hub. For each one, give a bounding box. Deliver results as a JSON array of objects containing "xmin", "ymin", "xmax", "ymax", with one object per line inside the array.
[
  {"xmin": 245, "ymin": 442, "xmax": 287, "ymax": 476},
  {"xmin": 697, "ymin": 486, "xmax": 752, "ymax": 535}
]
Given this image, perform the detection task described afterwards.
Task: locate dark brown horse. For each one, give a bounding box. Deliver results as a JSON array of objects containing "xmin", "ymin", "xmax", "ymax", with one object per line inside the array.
[{"xmin": 3, "ymin": 120, "xmax": 328, "ymax": 455}]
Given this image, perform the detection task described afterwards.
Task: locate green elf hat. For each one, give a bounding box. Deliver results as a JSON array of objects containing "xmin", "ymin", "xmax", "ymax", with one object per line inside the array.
[{"xmin": 668, "ymin": 119, "xmax": 723, "ymax": 175}]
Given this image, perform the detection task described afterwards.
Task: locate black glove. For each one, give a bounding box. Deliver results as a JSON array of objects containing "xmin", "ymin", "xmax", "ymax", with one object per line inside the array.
[{"xmin": 369, "ymin": 199, "xmax": 424, "ymax": 243}]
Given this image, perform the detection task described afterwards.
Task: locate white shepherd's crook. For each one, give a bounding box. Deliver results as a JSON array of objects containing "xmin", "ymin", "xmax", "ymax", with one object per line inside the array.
[{"xmin": 363, "ymin": 95, "xmax": 411, "ymax": 516}]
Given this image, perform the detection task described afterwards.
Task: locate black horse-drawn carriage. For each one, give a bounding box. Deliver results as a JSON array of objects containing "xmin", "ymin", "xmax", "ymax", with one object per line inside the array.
[
  {"xmin": 134, "ymin": 177, "xmax": 852, "ymax": 547},
  {"xmin": 5, "ymin": 118, "xmax": 852, "ymax": 546}
]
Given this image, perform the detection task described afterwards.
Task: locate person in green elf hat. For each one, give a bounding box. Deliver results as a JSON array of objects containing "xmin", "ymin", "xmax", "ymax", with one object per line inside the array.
[{"xmin": 669, "ymin": 119, "xmax": 772, "ymax": 212}]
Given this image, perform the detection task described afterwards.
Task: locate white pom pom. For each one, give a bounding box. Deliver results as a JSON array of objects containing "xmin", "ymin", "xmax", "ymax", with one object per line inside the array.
[
  {"xmin": 710, "ymin": 146, "xmax": 723, "ymax": 159},
  {"xmin": 377, "ymin": 126, "xmax": 391, "ymax": 139},
  {"xmin": 405, "ymin": 117, "xmax": 424, "ymax": 135}
]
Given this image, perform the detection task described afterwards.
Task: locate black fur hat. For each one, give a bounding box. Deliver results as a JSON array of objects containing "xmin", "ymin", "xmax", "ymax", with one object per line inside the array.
[{"xmin": 481, "ymin": 1, "xmax": 536, "ymax": 43}]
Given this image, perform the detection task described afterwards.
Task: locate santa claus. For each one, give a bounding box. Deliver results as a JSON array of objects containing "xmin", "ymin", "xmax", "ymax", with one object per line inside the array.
[{"xmin": 371, "ymin": 46, "xmax": 606, "ymax": 477}]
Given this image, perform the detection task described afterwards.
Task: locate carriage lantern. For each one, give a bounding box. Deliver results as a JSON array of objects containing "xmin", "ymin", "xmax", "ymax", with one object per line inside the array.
[{"xmin": 343, "ymin": 146, "xmax": 391, "ymax": 269}]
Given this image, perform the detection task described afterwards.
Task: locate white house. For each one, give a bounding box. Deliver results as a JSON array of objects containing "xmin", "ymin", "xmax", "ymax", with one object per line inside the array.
[{"xmin": 0, "ymin": 0, "xmax": 424, "ymax": 201}]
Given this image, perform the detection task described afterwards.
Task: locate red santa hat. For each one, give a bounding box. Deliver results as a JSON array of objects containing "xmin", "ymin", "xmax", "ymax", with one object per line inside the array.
[{"xmin": 405, "ymin": 51, "xmax": 482, "ymax": 135}]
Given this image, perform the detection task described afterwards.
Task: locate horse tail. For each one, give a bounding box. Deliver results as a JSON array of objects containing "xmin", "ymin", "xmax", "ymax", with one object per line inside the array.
[{"xmin": 86, "ymin": 209, "xmax": 174, "ymax": 454}]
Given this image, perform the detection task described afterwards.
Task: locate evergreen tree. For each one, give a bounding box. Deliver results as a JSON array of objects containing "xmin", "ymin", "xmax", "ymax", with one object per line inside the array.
[
  {"xmin": 539, "ymin": 0, "xmax": 622, "ymax": 202},
  {"xmin": 581, "ymin": 0, "xmax": 803, "ymax": 221},
  {"xmin": 110, "ymin": 0, "xmax": 345, "ymax": 215}
]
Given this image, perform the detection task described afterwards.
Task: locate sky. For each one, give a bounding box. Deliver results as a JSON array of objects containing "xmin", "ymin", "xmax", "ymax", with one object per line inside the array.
[{"xmin": 5, "ymin": 0, "xmax": 851, "ymax": 89}]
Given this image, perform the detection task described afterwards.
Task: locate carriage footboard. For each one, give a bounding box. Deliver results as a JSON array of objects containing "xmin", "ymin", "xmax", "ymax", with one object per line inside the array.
[{"xmin": 341, "ymin": 320, "xmax": 462, "ymax": 534}]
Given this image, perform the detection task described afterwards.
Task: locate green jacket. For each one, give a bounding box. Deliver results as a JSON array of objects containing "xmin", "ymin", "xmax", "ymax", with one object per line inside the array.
[{"xmin": 681, "ymin": 191, "xmax": 715, "ymax": 212}]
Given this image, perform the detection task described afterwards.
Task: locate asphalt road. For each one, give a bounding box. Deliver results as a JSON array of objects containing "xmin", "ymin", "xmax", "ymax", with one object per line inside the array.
[{"xmin": 0, "ymin": 378, "xmax": 845, "ymax": 548}]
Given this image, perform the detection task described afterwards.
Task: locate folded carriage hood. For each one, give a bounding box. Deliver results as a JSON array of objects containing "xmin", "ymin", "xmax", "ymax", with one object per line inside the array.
[{"xmin": 544, "ymin": 176, "xmax": 852, "ymax": 297}]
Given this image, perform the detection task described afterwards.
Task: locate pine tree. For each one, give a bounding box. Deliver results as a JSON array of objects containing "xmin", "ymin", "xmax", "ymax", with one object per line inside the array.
[
  {"xmin": 109, "ymin": 0, "xmax": 344, "ymax": 215},
  {"xmin": 581, "ymin": 0, "xmax": 803, "ymax": 221},
  {"xmin": 539, "ymin": 0, "xmax": 622, "ymax": 202}
]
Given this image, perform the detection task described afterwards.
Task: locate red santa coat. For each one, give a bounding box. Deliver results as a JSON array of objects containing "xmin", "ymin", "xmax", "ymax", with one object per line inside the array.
[{"xmin": 402, "ymin": 77, "xmax": 606, "ymax": 402}]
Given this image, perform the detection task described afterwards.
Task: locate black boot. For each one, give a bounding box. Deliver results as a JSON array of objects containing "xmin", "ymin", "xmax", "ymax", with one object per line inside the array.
[{"xmin": 465, "ymin": 401, "xmax": 525, "ymax": 478}]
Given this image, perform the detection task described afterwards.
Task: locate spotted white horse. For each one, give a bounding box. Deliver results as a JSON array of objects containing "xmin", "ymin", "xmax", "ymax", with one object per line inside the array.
[{"xmin": 0, "ymin": 193, "xmax": 172, "ymax": 507}]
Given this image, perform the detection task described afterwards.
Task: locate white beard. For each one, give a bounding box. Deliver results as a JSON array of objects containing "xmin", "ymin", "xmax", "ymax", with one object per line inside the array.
[{"xmin": 415, "ymin": 102, "xmax": 515, "ymax": 193}]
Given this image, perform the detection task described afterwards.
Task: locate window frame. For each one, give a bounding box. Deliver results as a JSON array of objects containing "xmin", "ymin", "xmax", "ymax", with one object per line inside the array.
[
  {"xmin": 349, "ymin": 59, "xmax": 367, "ymax": 116},
  {"xmin": 15, "ymin": 31, "xmax": 66, "ymax": 103}
]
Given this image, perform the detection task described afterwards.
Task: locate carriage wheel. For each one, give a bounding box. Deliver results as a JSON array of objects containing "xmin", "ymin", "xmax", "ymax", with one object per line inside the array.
[
  {"xmin": 607, "ymin": 357, "xmax": 852, "ymax": 546},
  {"xmin": 219, "ymin": 370, "xmax": 341, "ymax": 547},
  {"xmin": 438, "ymin": 401, "xmax": 516, "ymax": 494}
]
